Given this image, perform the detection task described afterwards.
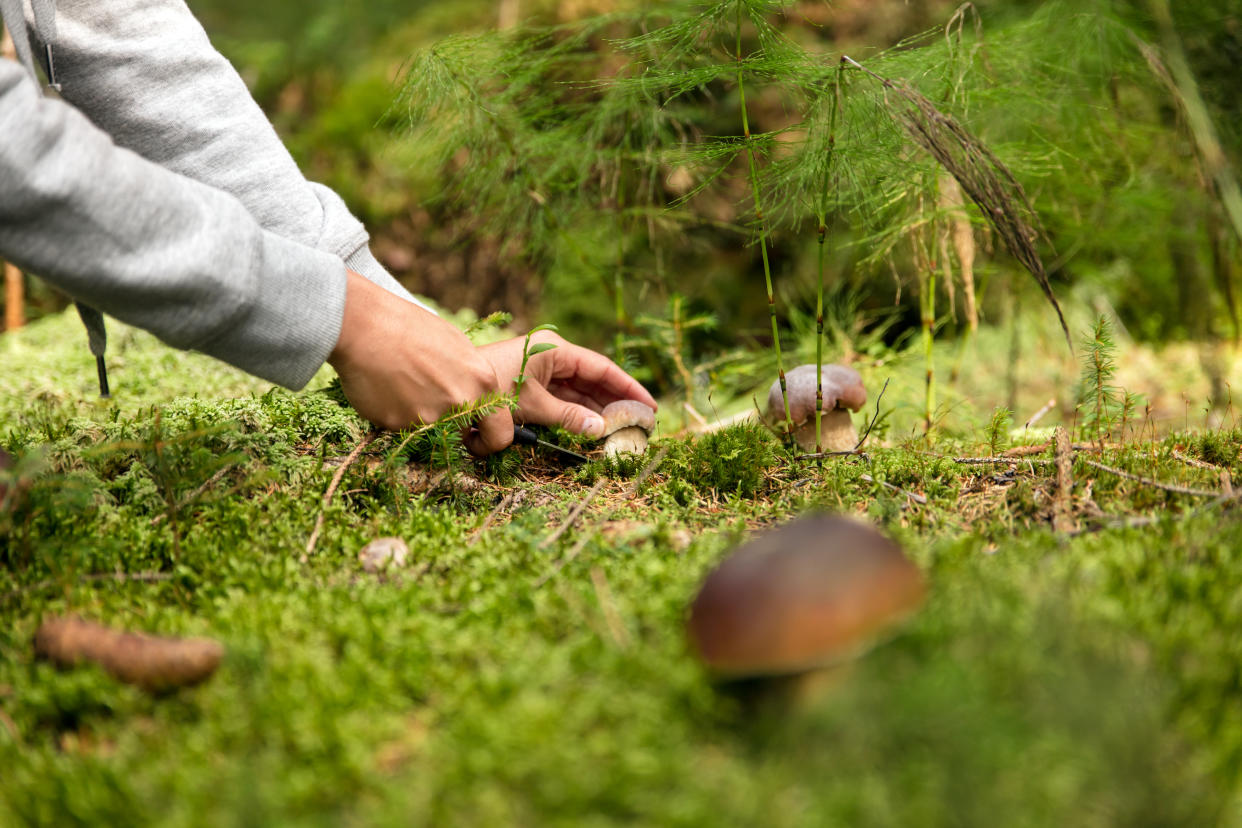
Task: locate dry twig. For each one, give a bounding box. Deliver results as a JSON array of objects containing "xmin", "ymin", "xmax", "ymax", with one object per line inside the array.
[
  {"xmin": 1081, "ymin": 458, "xmax": 1219, "ymax": 498},
  {"xmin": 1171, "ymin": 449, "xmax": 1224, "ymax": 471},
  {"xmin": 1024, "ymin": 398, "xmax": 1057, "ymax": 429},
  {"xmin": 1053, "ymin": 426, "xmax": 1074, "ymax": 532},
  {"xmin": 859, "ymin": 473, "xmax": 927, "ymax": 505},
  {"xmin": 589, "ymin": 567, "xmax": 631, "ymax": 650},
  {"xmin": 536, "ymin": 446, "xmax": 670, "ymax": 587},
  {"xmin": 303, "ymin": 429, "xmax": 380, "ymax": 561},
  {"xmin": 540, "ymin": 476, "xmax": 611, "ymax": 550},
  {"xmin": 468, "ymin": 491, "xmax": 516, "ymax": 545}
]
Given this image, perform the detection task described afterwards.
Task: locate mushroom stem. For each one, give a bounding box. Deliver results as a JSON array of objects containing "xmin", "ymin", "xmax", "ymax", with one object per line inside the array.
[
  {"xmin": 604, "ymin": 426, "xmax": 649, "ymax": 456},
  {"xmin": 792, "ymin": 407, "xmax": 857, "ymax": 453}
]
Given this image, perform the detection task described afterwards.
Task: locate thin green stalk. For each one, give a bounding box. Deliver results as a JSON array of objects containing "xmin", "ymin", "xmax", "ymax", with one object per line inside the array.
[
  {"xmin": 923, "ymin": 266, "xmax": 936, "ymax": 434},
  {"xmin": 814, "ymin": 64, "xmax": 843, "ymax": 458},
  {"xmin": 914, "ymin": 217, "xmax": 936, "ymax": 434},
  {"xmin": 735, "ymin": 1, "xmax": 791, "ymax": 435},
  {"xmin": 614, "ymin": 150, "xmax": 628, "ymax": 362}
]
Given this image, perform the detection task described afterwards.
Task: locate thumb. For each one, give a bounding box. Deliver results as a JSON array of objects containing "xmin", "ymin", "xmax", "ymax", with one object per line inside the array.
[{"xmin": 518, "ymin": 384, "xmax": 606, "ymax": 438}]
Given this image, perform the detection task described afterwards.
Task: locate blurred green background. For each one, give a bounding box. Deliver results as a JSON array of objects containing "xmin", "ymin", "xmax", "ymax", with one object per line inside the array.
[{"xmin": 183, "ymin": 0, "xmax": 1240, "ymax": 340}]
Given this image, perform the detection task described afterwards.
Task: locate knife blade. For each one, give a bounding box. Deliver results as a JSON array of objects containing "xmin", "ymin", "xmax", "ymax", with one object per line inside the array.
[{"xmin": 512, "ymin": 425, "xmax": 590, "ymax": 465}]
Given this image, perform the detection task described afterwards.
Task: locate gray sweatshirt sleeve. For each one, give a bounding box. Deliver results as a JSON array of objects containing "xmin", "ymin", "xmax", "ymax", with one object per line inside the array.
[
  {"xmin": 0, "ymin": 59, "xmax": 347, "ymax": 389},
  {"xmin": 47, "ymin": 0, "xmax": 425, "ymax": 308}
]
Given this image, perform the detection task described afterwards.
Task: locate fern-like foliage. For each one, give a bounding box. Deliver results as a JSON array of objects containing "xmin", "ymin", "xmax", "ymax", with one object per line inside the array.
[
  {"xmin": 393, "ymin": 0, "xmax": 1220, "ymax": 393},
  {"xmin": 1077, "ymin": 315, "xmax": 1122, "ymax": 448}
]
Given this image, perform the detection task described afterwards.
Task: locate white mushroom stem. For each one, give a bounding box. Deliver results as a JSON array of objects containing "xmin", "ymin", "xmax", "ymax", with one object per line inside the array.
[
  {"xmin": 604, "ymin": 426, "xmax": 649, "ymax": 456},
  {"xmin": 792, "ymin": 408, "xmax": 858, "ymax": 453}
]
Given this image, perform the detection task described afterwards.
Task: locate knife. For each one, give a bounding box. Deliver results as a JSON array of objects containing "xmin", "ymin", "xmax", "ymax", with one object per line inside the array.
[{"xmin": 512, "ymin": 425, "xmax": 590, "ymax": 465}]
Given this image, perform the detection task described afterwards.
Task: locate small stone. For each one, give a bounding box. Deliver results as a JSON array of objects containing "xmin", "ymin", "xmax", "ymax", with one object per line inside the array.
[{"xmin": 358, "ymin": 537, "xmax": 409, "ymax": 573}]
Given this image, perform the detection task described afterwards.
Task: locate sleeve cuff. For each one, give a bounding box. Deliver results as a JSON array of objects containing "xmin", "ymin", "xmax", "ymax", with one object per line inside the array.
[
  {"xmin": 343, "ymin": 243, "xmax": 438, "ymax": 317},
  {"xmin": 194, "ymin": 232, "xmax": 348, "ymax": 390}
]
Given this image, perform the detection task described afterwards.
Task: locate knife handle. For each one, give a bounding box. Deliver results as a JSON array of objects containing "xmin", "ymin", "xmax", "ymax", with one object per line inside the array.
[{"xmin": 513, "ymin": 425, "xmax": 540, "ymax": 447}]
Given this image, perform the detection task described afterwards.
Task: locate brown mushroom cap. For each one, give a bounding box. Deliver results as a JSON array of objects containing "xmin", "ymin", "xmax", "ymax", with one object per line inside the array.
[
  {"xmin": 687, "ymin": 514, "xmax": 924, "ymax": 678},
  {"xmin": 600, "ymin": 400, "xmax": 656, "ymax": 436},
  {"xmin": 767, "ymin": 364, "xmax": 866, "ymax": 424}
]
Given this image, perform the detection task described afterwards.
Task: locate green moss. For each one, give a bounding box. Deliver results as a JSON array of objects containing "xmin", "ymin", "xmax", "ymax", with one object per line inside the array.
[{"xmin": 4, "ymin": 313, "xmax": 1242, "ymax": 825}]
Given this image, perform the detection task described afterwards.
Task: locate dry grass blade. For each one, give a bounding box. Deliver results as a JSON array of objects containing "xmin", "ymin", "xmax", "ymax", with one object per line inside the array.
[
  {"xmin": 303, "ymin": 429, "xmax": 380, "ymax": 561},
  {"xmin": 843, "ymin": 56, "xmax": 1070, "ymax": 347},
  {"xmin": 535, "ymin": 446, "xmax": 671, "ymax": 588}
]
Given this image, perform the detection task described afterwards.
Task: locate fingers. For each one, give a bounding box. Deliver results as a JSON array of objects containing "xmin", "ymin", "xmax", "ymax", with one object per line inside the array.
[
  {"xmin": 517, "ymin": 383, "xmax": 606, "ymax": 437},
  {"xmin": 464, "ymin": 407, "xmax": 515, "ymax": 456},
  {"xmin": 547, "ymin": 343, "xmax": 658, "ymax": 409}
]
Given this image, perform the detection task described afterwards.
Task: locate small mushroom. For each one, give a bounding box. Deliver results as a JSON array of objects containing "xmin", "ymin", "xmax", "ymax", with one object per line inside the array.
[
  {"xmin": 687, "ymin": 514, "xmax": 924, "ymax": 687},
  {"xmin": 358, "ymin": 537, "xmax": 409, "ymax": 573},
  {"xmin": 766, "ymin": 364, "xmax": 866, "ymax": 453},
  {"xmin": 600, "ymin": 400, "xmax": 656, "ymax": 456}
]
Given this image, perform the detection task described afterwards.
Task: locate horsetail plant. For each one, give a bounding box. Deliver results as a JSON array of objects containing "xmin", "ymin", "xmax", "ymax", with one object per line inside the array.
[
  {"xmin": 735, "ymin": 0, "xmax": 791, "ymax": 438},
  {"xmin": 813, "ymin": 62, "xmax": 844, "ymax": 458}
]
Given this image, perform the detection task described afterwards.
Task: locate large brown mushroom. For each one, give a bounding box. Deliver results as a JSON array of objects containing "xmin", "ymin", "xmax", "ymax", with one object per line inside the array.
[
  {"xmin": 766, "ymin": 364, "xmax": 866, "ymax": 453},
  {"xmin": 600, "ymin": 400, "xmax": 656, "ymax": 456},
  {"xmin": 687, "ymin": 514, "xmax": 924, "ymax": 683}
]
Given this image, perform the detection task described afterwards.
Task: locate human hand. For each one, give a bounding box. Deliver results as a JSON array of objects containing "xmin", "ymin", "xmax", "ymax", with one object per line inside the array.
[
  {"xmin": 327, "ymin": 270, "xmax": 514, "ymax": 455},
  {"xmin": 478, "ymin": 330, "xmax": 657, "ymax": 438}
]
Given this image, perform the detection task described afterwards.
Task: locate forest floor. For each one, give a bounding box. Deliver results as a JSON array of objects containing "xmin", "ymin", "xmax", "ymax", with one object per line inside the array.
[{"xmin": 3, "ymin": 310, "xmax": 1242, "ymax": 825}]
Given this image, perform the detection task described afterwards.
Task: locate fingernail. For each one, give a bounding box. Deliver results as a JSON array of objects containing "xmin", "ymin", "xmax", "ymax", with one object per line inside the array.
[{"xmin": 582, "ymin": 414, "xmax": 605, "ymax": 437}]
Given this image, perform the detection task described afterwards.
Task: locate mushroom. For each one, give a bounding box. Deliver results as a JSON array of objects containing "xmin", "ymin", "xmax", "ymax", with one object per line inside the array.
[
  {"xmin": 687, "ymin": 514, "xmax": 924, "ymax": 689},
  {"xmin": 766, "ymin": 364, "xmax": 866, "ymax": 453},
  {"xmin": 600, "ymin": 400, "xmax": 656, "ymax": 456}
]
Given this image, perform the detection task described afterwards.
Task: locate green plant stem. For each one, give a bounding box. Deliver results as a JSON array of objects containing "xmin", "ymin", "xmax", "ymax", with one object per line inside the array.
[
  {"xmin": 670, "ymin": 295, "xmax": 695, "ymax": 425},
  {"xmin": 814, "ymin": 64, "xmax": 843, "ymax": 458},
  {"xmin": 736, "ymin": 1, "xmax": 791, "ymax": 436},
  {"xmin": 923, "ymin": 270, "xmax": 936, "ymax": 434},
  {"xmin": 917, "ymin": 225, "xmax": 936, "ymax": 434},
  {"xmin": 614, "ymin": 147, "xmax": 628, "ymax": 363}
]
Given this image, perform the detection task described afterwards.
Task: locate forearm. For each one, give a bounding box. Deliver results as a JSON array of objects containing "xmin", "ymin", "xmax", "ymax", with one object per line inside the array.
[
  {"xmin": 0, "ymin": 61, "xmax": 345, "ymax": 389},
  {"xmin": 47, "ymin": 0, "xmax": 426, "ymax": 308}
]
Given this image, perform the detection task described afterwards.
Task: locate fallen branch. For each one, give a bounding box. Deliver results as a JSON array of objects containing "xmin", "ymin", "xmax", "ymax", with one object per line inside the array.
[
  {"xmin": 302, "ymin": 429, "xmax": 380, "ymax": 561},
  {"xmin": 948, "ymin": 455, "xmax": 1054, "ymax": 466},
  {"xmin": 1082, "ymin": 458, "xmax": 1219, "ymax": 498},
  {"xmin": 1024, "ymin": 398, "xmax": 1057, "ymax": 429},
  {"xmin": 1053, "ymin": 426, "xmax": 1074, "ymax": 533},
  {"xmin": 1069, "ymin": 490, "xmax": 1240, "ymax": 537},
  {"xmin": 1171, "ymin": 449, "xmax": 1224, "ymax": 471}
]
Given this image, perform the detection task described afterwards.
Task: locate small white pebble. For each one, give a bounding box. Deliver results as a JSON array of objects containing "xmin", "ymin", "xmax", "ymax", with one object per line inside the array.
[{"xmin": 358, "ymin": 537, "xmax": 409, "ymax": 573}]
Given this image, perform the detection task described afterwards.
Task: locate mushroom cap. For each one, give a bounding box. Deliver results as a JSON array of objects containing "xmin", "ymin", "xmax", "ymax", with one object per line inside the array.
[
  {"xmin": 600, "ymin": 400, "xmax": 656, "ymax": 436},
  {"xmin": 687, "ymin": 514, "xmax": 924, "ymax": 678},
  {"xmin": 766, "ymin": 364, "xmax": 866, "ymax": 424}
]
